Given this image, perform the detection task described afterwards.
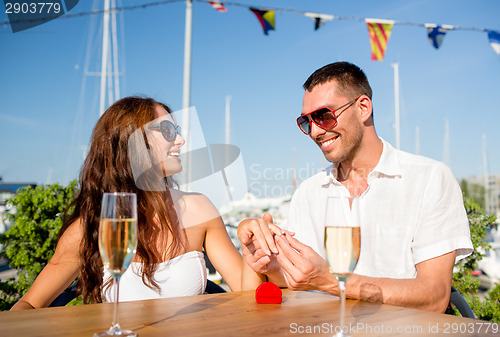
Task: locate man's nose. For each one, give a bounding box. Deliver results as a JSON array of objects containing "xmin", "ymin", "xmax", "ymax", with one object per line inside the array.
[{"xmin": 309, "ymin": 121, "xmax": 326, "ymax": 138}]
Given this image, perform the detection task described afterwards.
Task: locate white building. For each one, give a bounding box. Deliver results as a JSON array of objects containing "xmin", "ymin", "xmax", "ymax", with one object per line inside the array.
[
  {"xmin": 0, "ymin": 180, "xmax": 37, "ymax": 234},
  {"xmin": 461, "ymin": 174, "xmax": 500, "ymax": 218}
]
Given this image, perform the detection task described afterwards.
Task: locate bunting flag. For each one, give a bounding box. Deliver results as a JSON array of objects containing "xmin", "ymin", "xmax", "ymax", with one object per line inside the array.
[
  {"xmin": 425, "ymin": 24, "xmax": 452, "ymax": 49},
  {"xmin": 250, "ymin": 8, "xmax": 275, "ymax": 35},
  {"xmin": 487, "ymin": 30, "xmax": 500, "ymax": 55},
  {"xmin": 365, "ymin": 18, "xmax": 394, "ymax": 61},
  {"xmin": 304, "ymin": 12, "xmax": 334, "ymax": 30},
  {"xmin": 209, "ymin": 2, "xmax": 227, "ymax": 13},
  {"xmin": 5, "ymin": 0, "xmax": 494, "ymax": 60}
]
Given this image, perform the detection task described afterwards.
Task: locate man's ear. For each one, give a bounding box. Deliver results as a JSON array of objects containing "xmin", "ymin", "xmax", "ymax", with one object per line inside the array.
[{"xmin": 358, "ymin": 95, "xmax": 373, "ymax": 124}]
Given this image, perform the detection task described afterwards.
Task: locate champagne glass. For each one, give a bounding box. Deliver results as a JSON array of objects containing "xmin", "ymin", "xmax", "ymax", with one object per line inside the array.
[
  {"xmin": 324, "ymin": 196, "xmax": 361, "ymax": 337},
  {"xmin": 94, "ymin": 193, "xmax": 138, "ymax": 337}
]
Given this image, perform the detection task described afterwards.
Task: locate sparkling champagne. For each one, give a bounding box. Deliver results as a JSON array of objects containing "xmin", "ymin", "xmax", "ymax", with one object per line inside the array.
[
  {"xmin": 99, "ymin": 218, "xmax": 137, "ymax": 276},
  {"xmin": 324, "ymin": 226, "xmax": 360, "ymax": 281}
]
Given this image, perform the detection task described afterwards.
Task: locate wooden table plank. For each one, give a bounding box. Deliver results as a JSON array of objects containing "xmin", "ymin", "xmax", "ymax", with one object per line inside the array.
[{"xmin": 1, "ymin": 290, "xmax": 497, "ymax": 337}]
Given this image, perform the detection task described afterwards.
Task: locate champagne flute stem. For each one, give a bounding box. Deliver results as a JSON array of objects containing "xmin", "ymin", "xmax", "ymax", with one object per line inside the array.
[
  {"xmin": 112, "ymin": 276, "xmax": 121, "ymax": 331},
  {"xmin": 338, "ymin": 280, "xmax": 346, "ymax": 336}
]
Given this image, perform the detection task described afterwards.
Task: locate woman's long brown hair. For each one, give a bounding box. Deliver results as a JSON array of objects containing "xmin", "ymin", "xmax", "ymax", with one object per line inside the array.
[{"xmin": 59, "ymin": 96, "xmax": 186, "ymax": 303}]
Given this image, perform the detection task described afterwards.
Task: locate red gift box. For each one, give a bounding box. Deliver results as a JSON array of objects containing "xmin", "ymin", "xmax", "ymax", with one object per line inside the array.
[{"xmin": 255, "ymin": 282, "xmax": 282, "ymax": 304}]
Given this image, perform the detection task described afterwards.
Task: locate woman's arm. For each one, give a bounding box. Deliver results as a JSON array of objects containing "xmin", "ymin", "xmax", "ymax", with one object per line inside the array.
[
  {"xmin": 204, "ymin": 214, "xmax": 242, "ymax": 292},
  {"xmin": 175, "ymin": 191, "xmax": 244, "ymax": 292},
  {"xmin": 10, "ymin": 219, "xmax": 83, "ymax": 310},
  {"xmin": 242, "ymin": 257, "xmax": 267, "ymax": 290},
  {"xmin": 180, "ymin": 193, "xmax": 243, "ymax": 292}
]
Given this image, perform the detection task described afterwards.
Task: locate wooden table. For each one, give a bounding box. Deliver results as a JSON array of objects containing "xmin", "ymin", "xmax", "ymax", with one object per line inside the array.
[{"xmin": 1, "ymin": 290, "xmax": 498, "ymax": 336}]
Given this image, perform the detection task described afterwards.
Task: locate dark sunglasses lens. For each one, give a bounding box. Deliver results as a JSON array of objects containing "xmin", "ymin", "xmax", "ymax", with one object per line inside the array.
[
  {"xmin": 160, "ymin": 121, "xmax": 176, "ymax": 141},
  {"xmin": 312, "ymin": 108, "xmax": 336, "ymax": 129},
  {"xmin": 297, "ymin": 116, "xmax": 310, "ymax": 134}
]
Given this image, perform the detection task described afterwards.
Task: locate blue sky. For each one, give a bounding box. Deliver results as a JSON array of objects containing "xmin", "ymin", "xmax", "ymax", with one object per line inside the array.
[{"xmin": 1, "ymin": 0, "xmax": 499, "ymax": 199}]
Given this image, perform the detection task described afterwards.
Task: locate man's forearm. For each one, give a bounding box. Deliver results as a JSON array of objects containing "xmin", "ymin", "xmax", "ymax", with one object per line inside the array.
[
  {"xmin": 343, "ymin": 274, "xmax": 451, "ymax": 313},
  {"xmin": 344, "ymin": 252, "xmax": 456, "ymax": 312}
]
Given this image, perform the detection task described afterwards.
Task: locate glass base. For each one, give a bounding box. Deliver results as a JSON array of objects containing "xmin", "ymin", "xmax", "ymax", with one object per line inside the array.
[{"xmin": 93, "ymin": 327, "xmax": 137, "ymax": 337}]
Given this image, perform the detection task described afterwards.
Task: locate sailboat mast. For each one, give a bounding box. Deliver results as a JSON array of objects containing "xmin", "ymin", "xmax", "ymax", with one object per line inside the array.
[
  {"xmin": 225, "ymin": 95, "xmax": 231, "ymax": 144},
  {"xmin": 182, "ymin": 0, "xmax": 193, "ymax": 191},
  {"xmin": 292, "ymin": 148, "xmax": 297, "ymax": 194},
  {"xmin": 111, "ymin": 0, "xmax": 120, "ymax": 100},
  {"xmin": 99, "ymin": 0, "xmax": 120, "ymax": 115},
  {"xmin": 443, "ymin": 118, "xmax": 450, "ymax": 166},
  {"xmin": 483, "ymin": 134, "xmax": 490, "ymax": 213},
  {"xmin": 392, "ymin": 62, "xmax": 400, "ymax": 150},
  {"xmin": 415, "ymin": 125, "xmax": 420, "ymax": 155},
  {"xmin": 99, "ymin": 0, "xmax": 111, "ymax": 116}
]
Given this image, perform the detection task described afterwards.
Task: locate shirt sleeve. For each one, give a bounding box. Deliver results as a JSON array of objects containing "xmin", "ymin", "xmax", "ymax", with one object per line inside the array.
[{"xmin": 411, "ymin": 162, "xmax": 473, "ymax": 265}]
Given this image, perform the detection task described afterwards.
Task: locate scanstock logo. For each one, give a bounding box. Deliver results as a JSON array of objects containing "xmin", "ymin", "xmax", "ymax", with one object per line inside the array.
[
  {"xmin": 128, "ymin": 106, "xmax": 248, "ymax": 210},
  {"xmin": 4, "ymin": 1, "xmax": 79, "ymax": 33}
]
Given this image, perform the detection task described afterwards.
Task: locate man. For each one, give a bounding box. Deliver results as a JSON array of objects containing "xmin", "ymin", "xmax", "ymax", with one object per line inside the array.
[{"xmin": 238, "ymin": 61, "xmax": 473, "ymax": 312}]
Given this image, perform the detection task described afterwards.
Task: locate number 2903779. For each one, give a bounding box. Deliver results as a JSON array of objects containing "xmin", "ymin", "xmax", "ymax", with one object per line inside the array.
[{"xmin": 5, "ymin": 2, "xmax": 62, "ymax": 15}]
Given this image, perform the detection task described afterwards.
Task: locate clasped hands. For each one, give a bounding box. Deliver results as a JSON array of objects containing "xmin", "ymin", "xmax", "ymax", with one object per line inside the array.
[{"xmin": 237, "ymin": 213, "xmax": 336, "ymax": 293}]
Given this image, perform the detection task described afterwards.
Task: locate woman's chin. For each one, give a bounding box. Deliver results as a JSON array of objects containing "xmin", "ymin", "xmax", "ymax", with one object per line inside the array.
[{"xmin": 162, "ymin": 163, "xmax": 183, "ymax": 177}]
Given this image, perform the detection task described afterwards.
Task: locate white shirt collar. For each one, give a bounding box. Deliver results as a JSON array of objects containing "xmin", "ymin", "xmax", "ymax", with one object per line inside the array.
[
  {"xmin": 370, "ymin": 138, "xmax": 402, "ymax": 178},
  {"xmin": 321, "ymin": 138, "xmax": 402, "ymax": 187}
]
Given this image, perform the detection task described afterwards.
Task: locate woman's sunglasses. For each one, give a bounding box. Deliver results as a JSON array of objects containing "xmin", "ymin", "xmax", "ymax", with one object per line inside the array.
[
  {"xmin": 296, "ymin": 96, "xmax": 361, "ymax": 135},
  {"xmin": 149, "ymin": 120, "xmax": 181, "ymax": 142}
]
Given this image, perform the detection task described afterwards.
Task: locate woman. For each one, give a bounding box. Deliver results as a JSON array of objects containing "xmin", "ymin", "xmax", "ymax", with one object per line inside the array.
[{"xmin": 11, "ymin": 97, "xmax": 242, "ymax": 309}]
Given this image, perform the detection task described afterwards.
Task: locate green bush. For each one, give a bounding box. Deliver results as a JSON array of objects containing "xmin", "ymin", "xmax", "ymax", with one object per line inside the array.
[
  {"xmin": 0, "ymin": 181, "xmax": 78, "ymax": 310},
  {"xmin": 450, "ymin": 197, "xmax": 499, "ymax": 322}
]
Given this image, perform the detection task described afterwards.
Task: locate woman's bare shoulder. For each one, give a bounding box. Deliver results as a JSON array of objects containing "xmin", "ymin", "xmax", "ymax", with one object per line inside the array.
[{"xmin": 169, "ymin": 189, "xmax": 221, "ymax": 228}]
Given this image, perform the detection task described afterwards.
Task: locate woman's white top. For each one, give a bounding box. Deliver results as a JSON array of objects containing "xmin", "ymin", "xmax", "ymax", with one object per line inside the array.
[{"xmin": 103, "ymin": 250, "xmax": 207, "ymax": 302}]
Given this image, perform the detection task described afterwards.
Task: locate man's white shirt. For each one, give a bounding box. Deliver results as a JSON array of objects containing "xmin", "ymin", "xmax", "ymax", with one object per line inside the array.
[{"xmin": 286, "ymin": 138, "xmax": 473, "ymax": 279}]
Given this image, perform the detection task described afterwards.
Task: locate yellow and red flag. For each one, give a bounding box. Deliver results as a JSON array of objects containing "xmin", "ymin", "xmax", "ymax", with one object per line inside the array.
[{"xmin": 365, "ymin": 19, "xmax": 394, "ymax": 61}]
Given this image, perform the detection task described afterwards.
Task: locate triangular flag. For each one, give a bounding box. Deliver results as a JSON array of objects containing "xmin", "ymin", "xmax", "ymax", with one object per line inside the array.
[
  {"xmin": 425, "ymin": 24, "xmax": 453, "ymax": 49},
  {"xmin": 487, "ymin": 30, "xmax": 500, "ymax": 55},
  {"xmin": 304, "ymin": 12, "xmax": 334, "ymax": 30},
  {"xmin": 250, "ymin": 8, "xmax": 275, "ymax": 35},
  {"xmin": 209, "ymin": 2, "xmax": 227, "ymax": 13},
  {"xmin": 365, "ymin": 19, "xmax": 394, "ymax": 61}
]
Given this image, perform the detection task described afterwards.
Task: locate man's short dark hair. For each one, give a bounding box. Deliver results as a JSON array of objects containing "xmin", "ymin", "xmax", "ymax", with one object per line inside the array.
[{"xmin": 303, "ymin": 62, "xmax": 372, "ymax": 100}]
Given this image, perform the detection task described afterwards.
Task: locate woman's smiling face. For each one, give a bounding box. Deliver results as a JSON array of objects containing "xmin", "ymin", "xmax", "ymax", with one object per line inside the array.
[{"xmin": 148, "ymin": 104, "xmax": 185, "ymax": 177}]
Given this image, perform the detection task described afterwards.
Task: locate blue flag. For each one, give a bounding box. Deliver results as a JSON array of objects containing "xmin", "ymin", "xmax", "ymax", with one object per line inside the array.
[
  {"xmin": 426, "ymin": 24, "xmax": 451, "ymax": 49},
  {"xmin": 487, "ymin": 30, "xmax": 500, "ymax": 55}
]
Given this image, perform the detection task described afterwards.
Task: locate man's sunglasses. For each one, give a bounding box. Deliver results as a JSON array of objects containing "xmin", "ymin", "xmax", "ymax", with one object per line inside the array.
[
  {"xmin": 296, "ymin": 96, "xmax": 361, "ymax": 135},
  {"xmin": 149, "ymin": 120, "xmax": 181, "ymax": 142}
]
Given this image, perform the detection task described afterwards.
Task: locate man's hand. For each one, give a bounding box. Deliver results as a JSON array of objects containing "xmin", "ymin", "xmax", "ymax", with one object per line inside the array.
[{"xmin": 276, "ymin": 231, "xmax": 336, "ymax": 293}]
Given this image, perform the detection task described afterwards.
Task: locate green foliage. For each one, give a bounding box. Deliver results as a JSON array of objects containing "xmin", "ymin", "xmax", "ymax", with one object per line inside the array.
[
  {"xmin": 451, "ymin": 197, "xmax": 499, "ymax": 322},
  {"xmin": 0, "ymin": 180, "xmax": 78, "ymax": 310},
  {"xmin": 454, "ymin": 198, "xmax": 494, "ymax": 277},
  {"xmin": 463, "ymin": 283, "xmax": 500, "ymax": 323}
]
